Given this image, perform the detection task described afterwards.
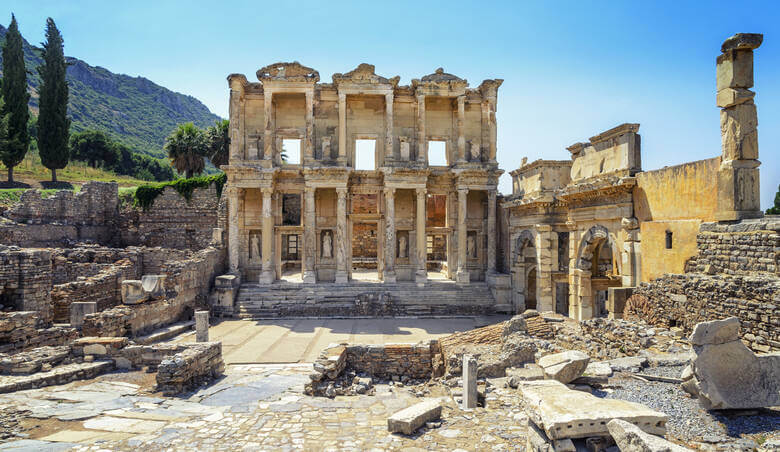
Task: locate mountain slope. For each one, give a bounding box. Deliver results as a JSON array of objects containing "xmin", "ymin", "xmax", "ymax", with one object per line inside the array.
[{"xmin": 0, "ymin": 23, "xmax": 222, "ymax": 159}]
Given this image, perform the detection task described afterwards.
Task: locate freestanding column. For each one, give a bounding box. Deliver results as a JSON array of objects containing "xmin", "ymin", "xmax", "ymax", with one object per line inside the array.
[
  {"xmin": 462, "ymin": 354, "xmax": 478, "ymax": 409},
  {"xmin": 385, "ymin": 93, "xmax": 394, "ymax": 162},
  {"xmin": 195, "ymin": 310, "xmax": 209, "ymax": 342},
  {"xmin": 384, "ymin": 187, "xmax": 396, "ymax": 283},
  {"xmin": 304, "ymin": 90, "xmax": 314, "ymax": 164},
  {"xmin": 416, "ymin": 94, "xmax": 426, "ymax": 163},
  {"xmin": 415, "ymin": 188, "xmax": 427, "ymax": 285},
  {"xmin": 488, "ymin": 101, "xmax": 497, "ymax": 163},
  {"xmin": 260, "ymin": 188, "xmax": 274, "ymax": 284},
  {"xmin": 303, "ymin": 187, "xmax": 316, "ymax": 283},
  {"xmin": 715, "ymin": 33, "xmax": 763, "ymax": 221},
  {"xmin": 263, "ymin": 91, "xmax": 273, "ymax": 160},
  {"xmin": 457, "ymin": 95, "xmax": 466, "ymax": 163},
  {"xmin": 228, "ymin": 78, "xmax": 244, "ymax": 162},
  {"xmin": 335, "ymin": 187, "xmax": 348, "ymax": 283},
  {"xmin": 227, "ymin": 186, "xmax": 240, "ymax": 272},
  {"xmin": 456, "ymin": 187, "xmax": 469, "ymax": 284},
  {"xmin": 338, "ymin": 93, "xmax": 347, "ymax": 165},
  {"xmin": 486, "ymin": 189, "xmax": 497, "ymax": 275}
]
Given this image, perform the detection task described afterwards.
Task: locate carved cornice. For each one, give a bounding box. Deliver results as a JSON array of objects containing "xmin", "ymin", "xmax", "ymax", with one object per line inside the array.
[{"xmin": 256, "ymin": 62, "xmax": 320, "ymax": 83}]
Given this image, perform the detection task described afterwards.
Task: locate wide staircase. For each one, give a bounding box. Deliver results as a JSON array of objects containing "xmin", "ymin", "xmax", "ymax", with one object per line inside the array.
[{"xmin": 236, "ymin": 280, "xmax": 498, "ymax": 318}]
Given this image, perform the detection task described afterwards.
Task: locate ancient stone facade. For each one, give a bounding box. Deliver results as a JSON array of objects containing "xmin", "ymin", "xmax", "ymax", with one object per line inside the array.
[
  {"xmin": 500, "ymin": 33, "xmax": 767, "ymax": 320},
  {"xmin": 223, "ymin": 63, "xmax": 502, "ymax": 285}
]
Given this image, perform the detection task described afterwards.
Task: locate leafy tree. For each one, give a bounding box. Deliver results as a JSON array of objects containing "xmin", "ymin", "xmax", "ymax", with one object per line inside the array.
[
  {"xmin": 37, "ymin": 18, "xmax": 70, "ymax": 182},
  {"xmin": 69, "ymin": 129, "xmax": 118, "ymax": 168},
  {"xmin": 205, "ymin": 119, "xmax": 229, "ymax": 168},
  {"xmin": 165, "ymin": 122, "xmax": 206, "ymax": 179},
  {"xmin": 767, "ymin": 184, "xmax": 780, "ymax": 215},
  {"xmin": 0, "ymin": 15, "xmax": 31, "ymax": 183}
]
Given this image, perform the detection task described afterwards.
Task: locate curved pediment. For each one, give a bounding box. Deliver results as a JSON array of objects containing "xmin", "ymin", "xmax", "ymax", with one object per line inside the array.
[
  {"xmin": 421, "ymin": 67, "xmax": 466, "ymax": 84},
  {"xmin": 256, "ymin": 62, "xmax": 320, "ymax": 83},
  {"xmin": 332, "ymin": 63, "xmax": 400, "ymax": 87}
]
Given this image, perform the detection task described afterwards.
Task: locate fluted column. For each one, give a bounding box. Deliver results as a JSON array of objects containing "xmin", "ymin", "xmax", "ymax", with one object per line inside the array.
[
  {"xmin": 487, "ymin": 189, "xmax": 496, "ymax": 274},
  {"xmin": 227, "ymin": 186, "xmax": 240, "ymax": 272},
  {"xmin": 416, "ymin": 94, "xmax": 426, "ymax": 163},
  {"xmin": 456, "ymin": 95, "xmax": 466, "ymax": 163},
  {"xmin": 304, "ymin": 90, "xmax": 314, "ymax": 164},
  {"xmin": 415, "ymin": 188, "xmax": 427, "ymax": 284},
  {"xmin": 338, "ymin": 93, "xmax": 347, "ymax": 165},
  {"xmin": 456, "ymin": 187, "xmax": 469, "ymax": 284},
  {"xmin": 384, "ymin": 187, "xmax": 396, "ymax": 283},
  {"xmin": 263, "ymin": 91, "xmax": 273, "ymax": 160},
  {"xmin": 259, "ymin": 188, "xmax": 275, "ymax": 284},
  {"xmin": 303, "ymin": 187, "xmax": 316, "ymax": 283},
  {"xmin": 335, "ymin": 187, "xmax": 348, "ymax": 283},
  {"xmin": 385, "ymin": 92, "xmax": 394, "ymax": 163}
]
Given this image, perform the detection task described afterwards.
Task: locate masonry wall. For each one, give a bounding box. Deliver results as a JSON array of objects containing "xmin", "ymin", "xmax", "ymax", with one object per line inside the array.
[
  {"xmin": 631, "ymin": 218, "xmax": 779, "ymax": 352},
  {"xmin": 344, "ymin": 342, "xmax": 435, "ymax": 379},
  {"xmin": 633, "ymin": 157, "xmax": 720, "ymax": 282},
  {"xmin": 0, "ymin": 247, "xmax": 53, "ymax": 323}
]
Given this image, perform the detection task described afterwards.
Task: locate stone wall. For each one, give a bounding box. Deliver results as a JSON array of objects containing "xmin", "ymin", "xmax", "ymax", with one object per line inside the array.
[
  {"xmin": 51, "ymin": 247, "xmax": 141, "ymax": 284},
  {"xmin": 344, "ymin": 342, "xmax": 436, "ymax": 379},
  {"xmin": 82, "ymin": 246, "xmax": 226, "ymax": 337},
  {"xmin": 0, "ymin": 247, "xmax": 52, "ymax": 322},
  {"xmin": 631, "ymin": 218, "xmax": 779, "ymax": 353},
  {"xmin": 120, "ymin": 185, "xmax": 222, "ymax": 250},
  {"xmin": 155, "ymin": 342, "xmax": 223, "ymax": 395},
  {"xmin": 0, "ymin": 311, "xmax": 78, "ymax": 354}
]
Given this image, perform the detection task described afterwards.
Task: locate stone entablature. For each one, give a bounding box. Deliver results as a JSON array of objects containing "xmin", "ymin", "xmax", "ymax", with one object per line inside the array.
[{"xmin": 224, "ymin": 62, "xmax": 504, "ymax": 286}]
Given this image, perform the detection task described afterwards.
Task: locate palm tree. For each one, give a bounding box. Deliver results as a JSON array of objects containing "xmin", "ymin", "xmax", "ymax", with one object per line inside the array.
[
  {"xmin": 205, "ymin": 119, "xmax": 229, "ymax": 168},
  {"xmin": 165, "ymin": 122, "xmax": 206, "ymax": 179}
]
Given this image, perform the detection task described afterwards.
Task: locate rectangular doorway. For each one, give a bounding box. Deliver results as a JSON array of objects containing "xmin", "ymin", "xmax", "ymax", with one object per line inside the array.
[{"xmin": 351, "ymin": 222, "xmax": 379, "ymax": 281}]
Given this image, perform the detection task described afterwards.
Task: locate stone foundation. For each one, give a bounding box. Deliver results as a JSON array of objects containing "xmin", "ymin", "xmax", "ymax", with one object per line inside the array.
[{"xmin": 344, "ymin": 342, "xmax": 437, "ymax": 379}]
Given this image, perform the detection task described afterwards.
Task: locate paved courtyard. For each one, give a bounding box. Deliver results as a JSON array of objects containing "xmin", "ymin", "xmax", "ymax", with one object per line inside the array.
[{"xmin": 176, "ymin": 317, "xmax": 500, "ymax": 364}]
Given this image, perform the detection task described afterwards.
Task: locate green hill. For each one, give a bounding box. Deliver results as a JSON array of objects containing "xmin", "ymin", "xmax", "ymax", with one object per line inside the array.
[{"xmin": 0, "ymin": 22, "xmax": 222, "ymax": 159}]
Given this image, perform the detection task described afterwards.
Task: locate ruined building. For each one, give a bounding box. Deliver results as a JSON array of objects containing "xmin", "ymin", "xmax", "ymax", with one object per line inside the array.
[{"xmin": 500, "ymin": 33, "xmax": 772, "ymax": 325}]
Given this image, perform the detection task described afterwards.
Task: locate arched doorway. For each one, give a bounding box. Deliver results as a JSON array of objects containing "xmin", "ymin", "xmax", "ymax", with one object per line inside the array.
[
  {"xmin": 573, "ymin": 225, "xmax": 622, "ymax": 319},
  {"xmin": 511, "ymin": 230, "xmax": 537, "ymax": 313}
]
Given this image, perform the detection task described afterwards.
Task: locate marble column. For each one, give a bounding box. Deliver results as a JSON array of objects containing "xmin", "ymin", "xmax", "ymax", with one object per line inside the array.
[
  {"xmin": 486, "ymin": 189, "xmax": 496, "ymax": 275},
  {"xmin": 480, "ymin": 102, "xmax": 489, "ymax": 163},
  {"xmin": 260, "ymin": 188, "xmax": 274, "ymax": 284},
  {"xmin": 227, "ymin": 186, "xmax": 240, "ymax": 273},
  {"xmin": 456, "ymin": 95, "xmax": 466, "ymax": 163},
  {"xmin": 303, "ymin": 187, "xmax": 316, "ymax": 283},
  {"xmin": 535, "ymin": 224, "xmax": 554, "ymax": 312},
  {"xmin": 304, "ymin": 90, "xmax": 314, "ymax": 164},
  {"xmin": 456, "ymin": 187, "xmax": 469, "ymax": 284},
  {"xmin": 335, "ymin": 187, "xmax": 348, "ymax": 283},
  {"xmin": 488, "ymin": 101, "xmax": 497, "ymax": 163},
  {"xmin": 228, "ymin": 81, "xmax": 244, "ymax": 162},
  {"xmin": 416, "ymin": 94, "xmax": 426, "ymax": 163},
  {"xmin": 384, "ymin": 187, "xmax": 396, "ymax": 283},
  {"xmin": 263, "ymin": 91, "xmax": 273, "ymax": 161},
  {"xmin": 338, "ymin": 93, "xmax": 347, "ymax": 165},
  {"xmin": 385, "ymin": 92, "xmax": 394, "ymax": 163},
  {"xmin": 415, "ymin": 188, "xmax": 427, "ymax": 284}
]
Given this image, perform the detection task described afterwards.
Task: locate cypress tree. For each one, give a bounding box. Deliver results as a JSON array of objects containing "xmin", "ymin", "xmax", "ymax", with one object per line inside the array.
[
  {"xmin": 37, "ymin": 17, "xmax": 70, "ymax": 183},
  {"xmin": 0, "ymin": 15, "xmax": 30, "ymax": 183}
]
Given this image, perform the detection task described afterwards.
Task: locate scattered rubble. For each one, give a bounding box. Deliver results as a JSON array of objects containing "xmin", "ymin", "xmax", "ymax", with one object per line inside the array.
[{"xmin": 607, "ymin": 419, "xmax": 692, "ymax": 452}]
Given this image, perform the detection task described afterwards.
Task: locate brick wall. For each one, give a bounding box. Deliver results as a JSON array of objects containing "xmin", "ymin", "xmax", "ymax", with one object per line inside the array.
[
  {"xmin": 0, "ymin": 247, "xmax": 53, "ymax": 323},
  {"xmin": 344, "ymin": 342, "xmax": 435, "ymax": 379}
]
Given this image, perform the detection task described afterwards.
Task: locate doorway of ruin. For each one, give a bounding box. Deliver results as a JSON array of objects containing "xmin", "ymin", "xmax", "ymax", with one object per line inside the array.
[
  {"xmin": 278, "ymin": 193, "xmax": 303, "ymax": 283},
  {"xmin": 351, "ymin": 222, "xmax": 379, "ymax": 281},
  {"xmin": 526, "ymin": 267, "xmax": 538, "ymax": 310},
  {"xmin": 425, "ymin": 194, "xmax": 448, "ymax": 279}
]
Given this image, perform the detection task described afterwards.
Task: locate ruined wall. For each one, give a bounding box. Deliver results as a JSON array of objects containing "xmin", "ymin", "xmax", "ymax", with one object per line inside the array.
[
  {"xmin": 82, "ymin": 246, "xmax": 226, "ymax": 337},
  {"xmin": 0, "ymin": 247, "xmax": 52, "ymax": 322},
  {"xmin": 121, "ymin": 185, "xmax": 222, "ymax": 250},
  {"xmin": 634, "ymin": 157, "xmax": 720, "ymax": 282},
  {"xmin": 631, "ymin": 218, "xmax": 779, "ymax": 352},
  {"xmin": 344, "ymin": 342, "xmax": 435, "ymax": 379},
  {"xmin": 51, "ymin": 247, "xmax": 141, "ymax": 285},
  {"xmin": 0, "ymin": 311, "xmax": 78, "ymax": 354}
]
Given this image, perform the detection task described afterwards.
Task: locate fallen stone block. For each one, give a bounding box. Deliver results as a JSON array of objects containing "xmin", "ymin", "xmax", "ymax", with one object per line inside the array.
[
  {"xmin": 121, "ymin": 280, "xmax": 148, "ymax": 305},
  {"xmin": 538, "ymin": 350, "xmax": 589, "ymax": 383},
  {"xmin": 607, "ymin": 419, "xmax": 691, "ymax": 452},
  {"xmin": 502, "ymin": 315, "xmax": 528, "ymax": 340},
  {"xmin": 387, "ymin": 399, "xmax": 442, "ymax": 435},
  {"xmin": 519, "ymin": 380, "xmax": 667, "ymax": 440},
  {"xmin": 607, "ymin": 356, "xmax": 647, "ymax": 373},
  {"xmin": 141, "ymin": 275, "xmax": 166, "ymax": 300},
  {"xmin": 685, "ymin": 317, "xmax": 780, "ymax": 410},
  {"xmin": 507, "ymin": 366, "xmax": 545, "ymax": 388}
]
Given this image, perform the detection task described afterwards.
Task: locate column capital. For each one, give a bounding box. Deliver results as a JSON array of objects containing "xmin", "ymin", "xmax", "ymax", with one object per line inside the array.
[
  {"xmin": 458, "ymin": 187, "xmax": 469, "ymax": 195},
  {"xmin": 336, "ymin": 187, "xmax": 348, "ymax": 196},
  {"xmin": 384, "ymin": 187, "xmax": 396, "ymax": 197},
  {"xmin": 457, "ymin": 94, "xmax": 466, "ymax": 104},
  {"xmin": 261, "ymin": 187, "xmax": 274, "ymax": 196},
  {"xmin": 338, "ymin": 92, "xmax": 347, "ymax": 102},
  {"xmin": 416, "ymin": 187, "xmax": 427, "ymax": 197}
]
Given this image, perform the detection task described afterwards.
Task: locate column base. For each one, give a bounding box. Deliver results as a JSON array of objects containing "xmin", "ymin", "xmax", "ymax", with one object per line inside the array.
[
  {"xmin": 303, "ymin": 271, "xmax": 317, "ymax": 284},
  {"xmin": 415, "ymin": 271, "xmax": 427, "ymax": 286},
  {"xmin": 335, "ymin": 271, "xmax": 349, "ymax": 284},
  {"xmin": 259, "ymin": 270, "xmax": 275, "ymax": 285},
  {"xmin": 383, "ymin": 271, "xmax": 397, "ymax": 283},
  {"xmin": 456, "ymin": 270, "xmax": 470, "ymax": 285}
]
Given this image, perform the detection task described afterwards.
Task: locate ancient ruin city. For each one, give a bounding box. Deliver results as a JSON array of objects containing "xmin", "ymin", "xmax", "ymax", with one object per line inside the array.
[{"xmin": 0, "ymin": 2, "xmax": 777, "ymax": 452}]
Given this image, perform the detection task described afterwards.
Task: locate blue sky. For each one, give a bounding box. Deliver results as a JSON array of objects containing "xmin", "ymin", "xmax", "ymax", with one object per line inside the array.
[{"xmin": 4, "ymin": 0, "xmax": 779, "ymax": 207}]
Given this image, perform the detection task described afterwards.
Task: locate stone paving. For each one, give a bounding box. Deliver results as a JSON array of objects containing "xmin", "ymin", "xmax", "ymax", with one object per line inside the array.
[{"xmin": 0, "ymin": 363, "xmax": 529, "ymax": 451}]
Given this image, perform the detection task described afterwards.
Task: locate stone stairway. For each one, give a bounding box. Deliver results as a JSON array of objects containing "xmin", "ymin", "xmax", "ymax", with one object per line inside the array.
[{"xmin": 236, "ymin": 280, "xmax": 498, "ymax": 318}]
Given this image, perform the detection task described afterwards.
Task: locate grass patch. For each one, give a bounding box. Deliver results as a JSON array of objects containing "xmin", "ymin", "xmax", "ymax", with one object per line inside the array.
[
  {"xmin": 133, "ymin": 173, "xmax": 226, "ymax": 210},
  {"xmin": 0, "ymin": 151, "xmax": 151, "ymax": 187}
]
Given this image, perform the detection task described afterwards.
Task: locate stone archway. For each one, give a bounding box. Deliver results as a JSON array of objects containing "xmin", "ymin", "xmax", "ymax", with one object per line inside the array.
[
  {"xmin": 571, "ymin": 225, "xmax": 622, "ymax": 320},
  {"xmin": 511, "ymin": 229, "xmax": 537, "ymax": 313}
]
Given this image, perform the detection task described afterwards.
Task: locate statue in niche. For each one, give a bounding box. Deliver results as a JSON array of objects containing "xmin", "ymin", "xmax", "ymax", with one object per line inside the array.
[
  {"xmin": 470, "ymin": 142, "xmax": 481, "ymax": 162},
  {"xmin": 322, "ymin": 231, "xmax": 333, "ymax": 259},
  {"xmin": 398, "ymin": 234, "xmax": 408, "ymax": 259},
  {"xmin": 250, "ymin": 232, "xmax": 261, "ymax": 261},
  {"xmin": 467, "ymin": 234, "xmax": 476, "ymax": 259},
  {"xmin": 399, "ymin": 139, "xmax": 410, "ymax": 161}
]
